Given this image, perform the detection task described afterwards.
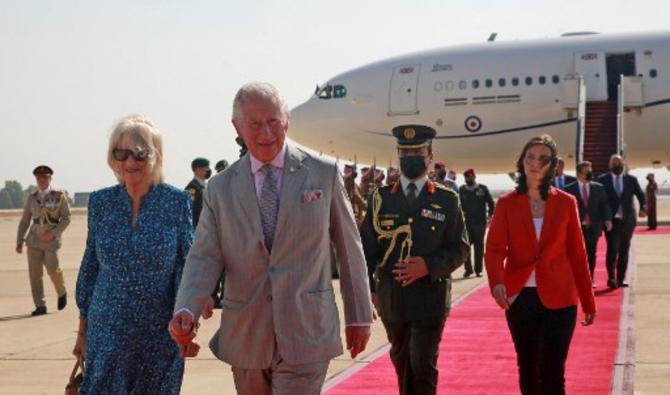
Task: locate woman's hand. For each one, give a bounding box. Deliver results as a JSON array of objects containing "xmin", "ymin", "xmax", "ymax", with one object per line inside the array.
[
  {"xmin": 72, "ymin": 330, "xmax": 86, "ymax": 358},
  {"xmin": 492, "ymin": 284, "xmax": 511, "ymax": 310},
  {"xmin": 581, "ymin": 312, "xmax": 596, "ymax": 326}
]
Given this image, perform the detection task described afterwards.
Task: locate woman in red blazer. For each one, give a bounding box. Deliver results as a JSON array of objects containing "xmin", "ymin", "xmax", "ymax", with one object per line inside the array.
[{"xmin": 485, "ymin": 135, "xmax": 596, "ymax": 395}]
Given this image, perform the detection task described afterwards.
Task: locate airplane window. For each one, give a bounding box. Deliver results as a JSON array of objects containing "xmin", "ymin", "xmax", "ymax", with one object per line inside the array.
[
  {"xmin": 333, "ymin": 85, "xmax": 347, "ymax": 98},
  {"xmin": 498, "ymin": 78, "xmax": 506, "ymax": 87},
  {"xmin": 539, "ymin": 76, "xmax": 546, "ymax": 85},
  {"xmin": 459, "ymin": 80, "xmax": 467, "ymax": 90},
  {"xmin": 317, "ymin": 84, "xmax": 332, "ymax": 99},
  {"xmin": 650, "ymin": 69, "xmax": 658, "ymax": 78},
  {"xmin": 485, "ymin": 79, "xmax": 493, "ymax": 88},
  {"xmin": 512, "ymin": 77, "xmax": 519, "ymax": 86},
  {"xmin": 525, "ymin": 76, "xmax": 533, "ymax": 85},
  {"xmin": 552, "ymin": 75, "xmax": 560, "ymax": 84},
  {"xmin": 472, "ymin": 79, "xmax": 480, "ymax": 89}
]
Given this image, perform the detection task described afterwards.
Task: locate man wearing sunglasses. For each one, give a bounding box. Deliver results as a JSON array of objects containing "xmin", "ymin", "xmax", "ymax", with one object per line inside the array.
[{"xmin": 16, "ymin": 165, "xmax": 71, "ymax": 316}]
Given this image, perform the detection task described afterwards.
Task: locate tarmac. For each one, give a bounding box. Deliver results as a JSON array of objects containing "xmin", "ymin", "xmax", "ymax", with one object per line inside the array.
[{"xmin": 0, "ymin": 197, "xmax": 668, "ymax": 394}]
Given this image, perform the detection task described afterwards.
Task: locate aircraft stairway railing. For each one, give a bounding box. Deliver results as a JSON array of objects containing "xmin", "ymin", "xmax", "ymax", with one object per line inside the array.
[
  {"xmin": 617, "ymin": 74, "xmax": 624, "ymax": 156},
  {"xmin": 575, "ymin": 76, "xmax": 586, "ymax": 164}
]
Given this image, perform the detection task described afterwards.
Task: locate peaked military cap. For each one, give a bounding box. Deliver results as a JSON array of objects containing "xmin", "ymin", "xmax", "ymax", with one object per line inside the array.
[
  {"xmin": 215, "ymin": 160, "xmax": 229, "ymax": 172},
  {"xmin": 33, "ymin": 165, "xmax": 53, "ymax": 176},
  {"xmin": 392, "ymin": 124, "xmax": 436, "ymax": 149},
  {"xmin": 191, "ymin": 157, "xmax": 210, "ymax": 170}
]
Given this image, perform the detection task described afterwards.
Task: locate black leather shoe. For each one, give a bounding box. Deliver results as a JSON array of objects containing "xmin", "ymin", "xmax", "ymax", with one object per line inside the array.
[
  {"xmin": 618, "ymin": 281, "xmax": 630, "ymax": 288},
  {"xmin": 463, "ymin": 272, "xmax": 473, "ymax": 278},
  {"xmin": 31, "ymin": 306, "xmax": 47, "ymax": 316},
  {"xmin": 58, "ymin": 293, "xmax": 67, "ymax": 310},
  {"xmin": 476, "ymin": 273, "xmax": 483, "ymax": 278},
  {"xmin": 607, "ymin": 279, "xmax": 618, "ymax": 289}
]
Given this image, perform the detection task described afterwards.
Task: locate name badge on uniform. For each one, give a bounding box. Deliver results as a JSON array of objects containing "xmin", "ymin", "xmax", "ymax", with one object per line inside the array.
[
  {"xmin": 421, "ymin": 208, "xmax": 446, "ymax": 222},
  {"xmin": 380, "ymin": 219, "xmax": 395, "ymax": 227},
  {"xmin": 476, "ymin": 188, "xmax": 485, "ymax": 197}
]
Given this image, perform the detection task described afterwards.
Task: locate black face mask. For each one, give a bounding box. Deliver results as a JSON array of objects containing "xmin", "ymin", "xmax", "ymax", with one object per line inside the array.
[
  {"xmin": 400, "ymin": 155, "xmax": 427, "ymax": 179},
  {"xmin": 611, "ymin": 165, "xmax": 624, "ymax": 175},
  {"xmin": 437, "ymin": 170, "xmax": 447, "ymax": 180},
  {"xmin": 465, "ymin": 179, "xmax": 476, "ymax": 186},
  {"xmin": 585, "ymin": 171, "xmax": 594, "ymax": 181},
  {"xmin": 204, "ymin": 169, "xmax": 212, "ymax": 179}
]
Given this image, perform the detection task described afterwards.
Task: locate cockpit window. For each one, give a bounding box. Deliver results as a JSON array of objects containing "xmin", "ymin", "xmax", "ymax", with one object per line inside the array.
[
  {"xmin": 315, "ymin": 84, "xmax": 347, "ymax": 99},
  {"xmin": 333, "ymin": 85, "xmax": 347, "ymax": 98}
]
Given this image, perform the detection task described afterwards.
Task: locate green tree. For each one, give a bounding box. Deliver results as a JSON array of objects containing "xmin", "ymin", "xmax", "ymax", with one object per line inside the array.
[
  {"xmin": 0, "ymin": 190, "xmax": 12, "ymax": 209},
  {"xmin": 4, "ymin": 181, "xmax": 25, "ymax": 208}
]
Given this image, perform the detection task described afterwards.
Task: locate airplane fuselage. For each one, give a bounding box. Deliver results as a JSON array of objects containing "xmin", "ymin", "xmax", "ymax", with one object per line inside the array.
[{"xmin": 290, "ymin": 31, "xmax": 670, "ymax": 172}]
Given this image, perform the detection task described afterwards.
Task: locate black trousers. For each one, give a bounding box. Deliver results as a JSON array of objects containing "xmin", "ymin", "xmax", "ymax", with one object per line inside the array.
[
  {"xmin": 464, "ymin": 222, "xmax": 486, "ymax": 275},
  {"xmin": 506, "ymin": 288, "xmax": 577, "ymax": 395},
  {"xmin": 382, "ymin": 316, "xmax": 446, "ymax": 395},
  {"xmin": 604, "ymin": 218, "xmax": 632, "ymax": 283},
  {"xmin": 581, "ymin": 226, "xmax": 600, "ymax": 280}
]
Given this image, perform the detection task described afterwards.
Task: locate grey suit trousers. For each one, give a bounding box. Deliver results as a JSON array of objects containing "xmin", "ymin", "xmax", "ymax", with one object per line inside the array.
[{"xmin": 231, "ymin": 343, "xmax": 329, "ymax": 395}]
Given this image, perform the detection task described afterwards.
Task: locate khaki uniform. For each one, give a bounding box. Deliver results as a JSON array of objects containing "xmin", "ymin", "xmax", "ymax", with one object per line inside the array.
[{"xmin": 16, "ymin": 189, "xmax": 70, "ymax": 308}]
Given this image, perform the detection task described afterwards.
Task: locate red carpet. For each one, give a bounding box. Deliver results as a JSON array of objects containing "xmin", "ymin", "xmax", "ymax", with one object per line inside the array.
[{"xmin": 324, "ymin": 228, "xmax": 670, "ymax": 394}]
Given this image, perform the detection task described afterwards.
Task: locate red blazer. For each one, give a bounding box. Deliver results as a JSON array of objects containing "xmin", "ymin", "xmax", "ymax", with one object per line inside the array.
[{"xmin": 485, "ymin": 188, "xmax": 596, "ymax": 314}]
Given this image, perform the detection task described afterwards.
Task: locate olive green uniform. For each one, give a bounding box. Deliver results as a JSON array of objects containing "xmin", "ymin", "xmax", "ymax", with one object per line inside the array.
[{"xmin": 16, "ymin": 190, "xmax": 70, "ymax": 308}]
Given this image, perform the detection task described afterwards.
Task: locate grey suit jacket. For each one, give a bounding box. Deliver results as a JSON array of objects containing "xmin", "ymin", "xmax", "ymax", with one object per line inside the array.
[{"xmin": 174, "ymin": 142, "xmax": 373, "ymax": 369}]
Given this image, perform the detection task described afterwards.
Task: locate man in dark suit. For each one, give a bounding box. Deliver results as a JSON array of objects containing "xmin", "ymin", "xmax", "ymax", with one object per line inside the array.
[
  {"xmin": 361, "ymin": 124, "xmax": 469, "ymax": 395},
  {"xmin": 565, "ymin": 161, "xmax": 612, "ymax": 287},
  {"xmin": 554, "ymin": 158, "xmax": 577, "ymax": 190},
  {"xmin": 458, "ymin": 168, "xmax": 495, "ymax": 278},
  {"xmin": 597, "ymin": 154, "xmax": 646, "ymax": 288}
]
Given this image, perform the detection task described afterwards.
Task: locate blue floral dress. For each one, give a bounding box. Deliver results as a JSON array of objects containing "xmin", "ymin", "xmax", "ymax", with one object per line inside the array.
[{"xmin": 76, "ymin": 183, "xmax": 193, "ymax": 395}]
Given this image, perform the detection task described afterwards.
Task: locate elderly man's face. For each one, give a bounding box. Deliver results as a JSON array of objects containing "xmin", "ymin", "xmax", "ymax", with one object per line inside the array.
[{"xmin": 233, "ymin": 97, "xmax": 288, "ymax": 163}]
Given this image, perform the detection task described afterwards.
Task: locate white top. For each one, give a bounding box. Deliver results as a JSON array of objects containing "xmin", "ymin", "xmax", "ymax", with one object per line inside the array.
[{"xmin": 523, "ymin": 218, "xmax": 543, "ymax": 287}]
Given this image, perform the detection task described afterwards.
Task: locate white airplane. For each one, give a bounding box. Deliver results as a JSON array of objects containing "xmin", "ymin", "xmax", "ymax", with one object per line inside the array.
[{"xmin": 289, "ymin": 31, "xmax": 670, "ymax": 174}]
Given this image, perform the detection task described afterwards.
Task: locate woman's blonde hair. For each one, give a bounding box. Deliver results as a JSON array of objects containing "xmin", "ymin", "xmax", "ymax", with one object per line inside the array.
[{"xmin": 107, "ymin": 115, "xmax": 164, "ymax": 185}]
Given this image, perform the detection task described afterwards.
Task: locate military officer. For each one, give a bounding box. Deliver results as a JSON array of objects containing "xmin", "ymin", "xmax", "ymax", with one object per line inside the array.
[
  {"xmin": 214, "ymin": 159, "xmax": 229, "ymax": 174},
  {"xmin": 185, "ymin": 157, "xmax": 211, "ymax": 228},
  {"xmin": 387, "ymin": 166, "xmax": 400, "ymax": 186},
  {"xmin": 458, "ymin": 168, "xmax": 495, "ymax": 278},
  {"xmin": 16, "ymin": 165, "xmax": 70, "ymax": 316},
  {"xmin": 361, "ymin": 125, "xmax": 469, "ymax": 395},
  {"xmin": 343, "ymin": 163, "xmax": 367, "ymax": 229}
]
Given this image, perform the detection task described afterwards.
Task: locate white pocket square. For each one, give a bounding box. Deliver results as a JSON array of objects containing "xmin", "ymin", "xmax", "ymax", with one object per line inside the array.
[{"xmin": 302, "ymin": 189, "xmax": 323, "ymax": 203}]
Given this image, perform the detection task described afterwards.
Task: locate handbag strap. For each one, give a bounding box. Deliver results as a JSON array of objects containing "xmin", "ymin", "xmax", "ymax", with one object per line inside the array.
[{"xmin": 68, "ymin": 357, "xmax": 84, "ymax": 382}]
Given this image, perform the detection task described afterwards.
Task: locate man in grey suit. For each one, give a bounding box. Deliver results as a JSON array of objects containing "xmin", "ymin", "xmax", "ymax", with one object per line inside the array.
[
  {"xmin": 565, "ymin": 161, "xmax": 612, "ymax": 287},
  {"xmin": 168, "ymin": 82, "xmax": 373, "ymax": 395}
]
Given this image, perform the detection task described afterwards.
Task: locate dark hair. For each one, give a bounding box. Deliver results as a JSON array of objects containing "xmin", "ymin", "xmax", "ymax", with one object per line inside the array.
[
  {"xmin": 515, "ymin": 134, "xmax": 559, "ymax": 200},
  {"xmin": 575, "ymin": 160, "xmax": 592, "ymax": 175}
]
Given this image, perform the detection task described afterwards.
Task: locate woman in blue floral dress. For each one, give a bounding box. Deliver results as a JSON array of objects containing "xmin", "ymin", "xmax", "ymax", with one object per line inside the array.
[{"xmin": 73, "ymin": 116, "xmax": 194, "ymax": 394}]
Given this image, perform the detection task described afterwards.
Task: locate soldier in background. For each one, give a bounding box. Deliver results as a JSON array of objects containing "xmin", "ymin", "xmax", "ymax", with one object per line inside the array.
[
  {"xmin": 374, "ymin": 168, "xmax": 386, "ymax": 189},
  {"xmin": 458, "ymin": 168, "xmax": 495, "ymax": 278},
  {"xmin": 646, "ymin": 173, "xmax": 658, "ymax": 230},
  {"xmin": 185, "ymin": 157, "xmax": 211, "ymax": 228},
  {"xmin": 16, "ymin": 165, "xmax": 70, "ymax": 316},
  {"xmin": 387, "ymin": 167, "xmax": 400, "ymax": 186},
  {"xmin": 432, "ymin": 161, "xmax": 458, "ymax": 191},
  {"xmin": 343, "ymin": 164, "xmax": 367, "ymax": 229},
  {"xmin": 359, "ymin": 166, "xmax": 376, "ymax": 201},
  {"xmin": 215, "ymin": 159, "xmax": 229, "ymax": 174}
]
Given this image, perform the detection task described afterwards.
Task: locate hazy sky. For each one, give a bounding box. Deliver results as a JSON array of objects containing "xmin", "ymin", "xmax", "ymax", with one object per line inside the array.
[{"xmin": 2, "ymin": 0, "xmax": 669, "ymax": 193}]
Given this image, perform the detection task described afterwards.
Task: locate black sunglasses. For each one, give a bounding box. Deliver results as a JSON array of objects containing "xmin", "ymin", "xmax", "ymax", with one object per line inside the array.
[{"xmin": 112, "ymin": 148, "xmax": 152, "ymax": 162}]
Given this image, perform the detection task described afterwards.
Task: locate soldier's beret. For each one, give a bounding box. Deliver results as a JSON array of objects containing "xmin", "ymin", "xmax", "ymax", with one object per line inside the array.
[
  {"xmin": 191, "ymin": 157, "xmax": 210, "ymax": 170},
  {"xmin": 464, "ymin": 168, "xmax": 476, "ymax": 177},
  {"xmin": 215, "ymin": 160, "xmax": 229, "ymax": 172},
  {"xmin": 392, "ymin": 124, "xmax": 436, "ymax": 149},
  {"xmin": 33, "ymin": 165, "xmax": 53, "ymax": 176}
]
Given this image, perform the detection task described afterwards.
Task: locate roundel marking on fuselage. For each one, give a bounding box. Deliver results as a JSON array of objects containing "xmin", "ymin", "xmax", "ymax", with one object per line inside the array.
[{"xmin": 465, "ymin": 115, "xmax": 482, "ymax": 133}]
